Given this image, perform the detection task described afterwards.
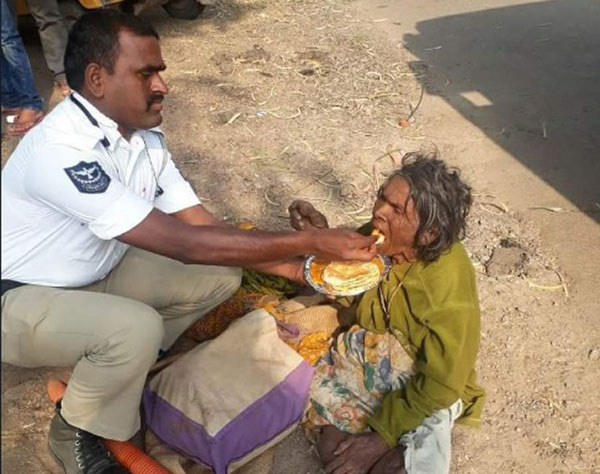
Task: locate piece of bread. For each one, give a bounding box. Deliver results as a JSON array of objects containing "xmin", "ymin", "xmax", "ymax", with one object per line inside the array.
[{"xmin": 372, "ymin": 229, "xmax": 386, "ymax": 246}]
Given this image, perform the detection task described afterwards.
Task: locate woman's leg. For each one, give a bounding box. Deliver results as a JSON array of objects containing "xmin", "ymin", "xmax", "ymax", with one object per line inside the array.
[
  {"xmin": 306, "ymin": 326, "xmax": 414, "ymax": 433},
  {"xmin": 316, "ymin": 425, "xmax": 352, "ymax": 465}
]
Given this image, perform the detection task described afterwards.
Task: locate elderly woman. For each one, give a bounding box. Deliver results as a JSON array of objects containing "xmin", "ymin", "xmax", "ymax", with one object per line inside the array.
[{"xmin": 289, "ymin": 154, "xmax": 485, "ymax": 474}]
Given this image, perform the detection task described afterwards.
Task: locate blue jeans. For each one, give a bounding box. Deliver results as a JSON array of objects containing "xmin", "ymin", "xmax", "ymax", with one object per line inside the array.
[{"xmin": 1, "ymin": 0, "xmax": 42, "ymax": 110}]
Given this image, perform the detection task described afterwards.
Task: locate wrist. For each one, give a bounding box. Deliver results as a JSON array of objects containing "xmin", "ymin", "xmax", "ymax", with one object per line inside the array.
[
  {"xmin": 295, "ymin": 228, "xmax": 319, "ymax": 255},
  {"xmin": 292, "ymin": 258, "xmax": 307, "ymax": 284}
]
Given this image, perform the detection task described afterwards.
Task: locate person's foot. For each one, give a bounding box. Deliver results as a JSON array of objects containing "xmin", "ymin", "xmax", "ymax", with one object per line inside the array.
[
  {"xmin": 48, "ymin": 405, "xmax": 130, "ymax": 474},
  {"xmin": 6, "ymin": 108, "xmax": 44, "ymax": 136},
  {"xmin": 369, "ymin": 446, "xmax": 406, "ymax": 474},
  {"xmin": 316, "ymin": 425, "xmax": 352, "ymax": 465}
]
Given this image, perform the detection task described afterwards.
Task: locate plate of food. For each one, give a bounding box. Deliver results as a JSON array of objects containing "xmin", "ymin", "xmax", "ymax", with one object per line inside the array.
[{"xmin": 304, "ymin": 252, "xmax": 392, "ymax": 297}]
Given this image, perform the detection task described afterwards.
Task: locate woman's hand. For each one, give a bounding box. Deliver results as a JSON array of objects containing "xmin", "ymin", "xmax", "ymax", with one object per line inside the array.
[
  {"xmin": 289, "ymin": 200, "xmax": 329, "ymax": 230},
  {"xmin": 324, "ymin": 432, "xmax": 389, "ymax": 474}
]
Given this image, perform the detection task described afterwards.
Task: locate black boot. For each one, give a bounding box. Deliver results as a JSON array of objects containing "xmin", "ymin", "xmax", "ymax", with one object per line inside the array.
[{"xmin": 48, "ymin": 404, "xmax": 130, "ymax": 474}]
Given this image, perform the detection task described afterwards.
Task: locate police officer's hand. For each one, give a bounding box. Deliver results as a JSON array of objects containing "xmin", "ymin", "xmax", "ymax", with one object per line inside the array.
[
  {"xmin": 311, "ymin": 228, "xmax": 377, "ymax": 262},
  {"xmin": 289, "ymin": 200, "xmax": 329, "ymax": 230}
]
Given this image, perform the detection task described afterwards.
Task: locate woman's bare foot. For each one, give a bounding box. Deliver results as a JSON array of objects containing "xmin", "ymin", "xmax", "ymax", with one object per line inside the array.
[
  {"xmin": 316, "ymin": 425, "xmax": 352, "ymax": 465},
  {"xmin": 369, "ymin": 446, "xmax": 406, "ymax": 474}
]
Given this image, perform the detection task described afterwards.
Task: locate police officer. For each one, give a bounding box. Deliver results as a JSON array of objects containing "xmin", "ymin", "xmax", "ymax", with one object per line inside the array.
[{"xmin": 0, "ymin": 10, "xmax": 377, "ymax": 474}]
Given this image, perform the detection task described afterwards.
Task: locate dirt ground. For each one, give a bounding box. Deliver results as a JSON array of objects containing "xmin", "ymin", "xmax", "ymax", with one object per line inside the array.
[{"xmin": 2, "ymin": 0, "xmax": 599, "ymax": 473}]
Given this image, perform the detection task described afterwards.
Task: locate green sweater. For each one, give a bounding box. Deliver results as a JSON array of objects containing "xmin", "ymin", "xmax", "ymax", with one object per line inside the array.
[{"xmin": 345, "ymin": 241, "xmax": 485, "ymax": 448}]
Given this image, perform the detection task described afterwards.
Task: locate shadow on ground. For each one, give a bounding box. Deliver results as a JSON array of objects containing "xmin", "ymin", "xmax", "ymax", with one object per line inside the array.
[{"xmin": 403, "ymin": 0, "xmax": 600, "ymax": 220}]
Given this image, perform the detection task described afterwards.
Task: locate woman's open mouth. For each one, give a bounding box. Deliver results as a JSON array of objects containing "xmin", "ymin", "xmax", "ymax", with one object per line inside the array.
[{"xmin": 371, "ymin": 227, "xmax": 386, "ymax": 246}]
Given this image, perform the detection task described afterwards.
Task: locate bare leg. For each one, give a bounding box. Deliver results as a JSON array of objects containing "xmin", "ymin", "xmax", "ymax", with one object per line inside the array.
[
  {"xmin": 369, "ymin": 446, "xmax": 406, "ymax": 474},
  {"xmin": 317, "ymin": 425, "xmax": 352, "ymax": 465}
]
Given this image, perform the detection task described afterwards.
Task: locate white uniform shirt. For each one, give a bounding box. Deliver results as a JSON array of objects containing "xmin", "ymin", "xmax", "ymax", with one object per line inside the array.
[{"xmin": 1, "ymin": 93, "xmax": 200, "ymax": 287}]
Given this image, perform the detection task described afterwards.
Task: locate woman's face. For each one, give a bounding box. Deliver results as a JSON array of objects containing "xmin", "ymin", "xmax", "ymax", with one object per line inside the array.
[{"xmin": 371, "ymin": 176, "xmax": 421, "ymax": 262}]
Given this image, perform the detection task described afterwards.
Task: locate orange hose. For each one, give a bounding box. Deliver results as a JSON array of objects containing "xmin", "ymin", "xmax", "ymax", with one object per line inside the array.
[
  {"xmin": 104, "ymin": 440, "xmax": 171, "ymax": 474},
  {"xmin": 46, "ymin": 378, "xmax": 172, "ymax": 474}
]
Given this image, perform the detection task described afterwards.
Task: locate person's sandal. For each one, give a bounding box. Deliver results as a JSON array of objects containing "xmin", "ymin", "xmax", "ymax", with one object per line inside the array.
[{"xmin": 7, "ymin": 109, "xmax": 44, "ymax": 136}]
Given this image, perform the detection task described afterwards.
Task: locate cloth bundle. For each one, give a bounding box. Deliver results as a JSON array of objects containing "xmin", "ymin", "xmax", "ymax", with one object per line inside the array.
[{"xmin": 143, "ymin": 309, "xmax": 315, "ymax": 474}]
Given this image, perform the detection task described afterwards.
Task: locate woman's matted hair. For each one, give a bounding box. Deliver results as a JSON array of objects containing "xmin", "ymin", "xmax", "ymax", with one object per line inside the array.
[{"xmin": 388, "ymin": 152, "xmax": 472, "ymax": 262}]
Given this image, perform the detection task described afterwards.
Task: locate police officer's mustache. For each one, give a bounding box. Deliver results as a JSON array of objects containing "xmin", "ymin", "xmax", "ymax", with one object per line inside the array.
[{"xmin": 147, "ymin": 95, "xmax": 164, "ymax": 111}]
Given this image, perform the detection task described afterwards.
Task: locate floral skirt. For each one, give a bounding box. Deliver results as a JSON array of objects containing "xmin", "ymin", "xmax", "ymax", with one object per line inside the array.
[{"xmin": 304, "ymin": 325, "xmax": 415, "ymax": 433}]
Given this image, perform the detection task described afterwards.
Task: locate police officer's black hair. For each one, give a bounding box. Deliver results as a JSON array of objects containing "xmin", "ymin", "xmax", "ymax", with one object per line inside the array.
[{"xmin": 64, "ymin": 9, "xmax": 159, "ymax": 92}]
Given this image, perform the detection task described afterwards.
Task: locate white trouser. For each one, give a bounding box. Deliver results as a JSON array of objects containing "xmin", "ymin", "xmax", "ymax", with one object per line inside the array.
[{"xmin": 400, "ymin": 399, "xmax": 464, "ymax": 474}]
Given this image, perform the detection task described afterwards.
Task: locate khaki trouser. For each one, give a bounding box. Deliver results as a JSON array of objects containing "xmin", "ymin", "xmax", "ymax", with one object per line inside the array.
[{"xmin": 1, "ymin": 248, "xmax": 241, "ymax": 441}]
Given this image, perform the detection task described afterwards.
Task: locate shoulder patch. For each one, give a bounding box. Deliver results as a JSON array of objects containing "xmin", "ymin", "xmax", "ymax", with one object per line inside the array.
[{"xmin": 64, "ymin": 161, "xmax": 111, "ymax": 194}]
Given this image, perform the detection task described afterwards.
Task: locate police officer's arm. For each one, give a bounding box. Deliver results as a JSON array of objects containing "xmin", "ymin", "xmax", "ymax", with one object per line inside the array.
[
  {"xmin": 170, "ymin": 204, "xmax": 225, "ymax": 227},
  {"xmin": 117, "ymin": 208, "xmax": 377, "ymax": 267},
  {"xmin": 149, "ymin": 152, "xmax": 354, "ymax": 272},
  {"xmin": 169, "ymin": 204, "xmax": 307, "ymax": 282},
  {"xmin": 171, "ymin": 205, "xmax": 308, "ymax": 280},
  {"xmin": 24, "ymin": 146, "xmax": 375, "ymax": 267}
]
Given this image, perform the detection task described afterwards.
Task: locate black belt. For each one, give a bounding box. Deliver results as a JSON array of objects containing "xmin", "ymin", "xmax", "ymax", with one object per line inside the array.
[{"xmin": 1, "ymin": 280, "xmax": 26, "ymax": 297}]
